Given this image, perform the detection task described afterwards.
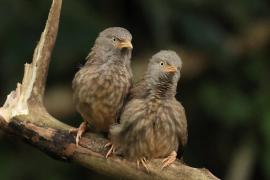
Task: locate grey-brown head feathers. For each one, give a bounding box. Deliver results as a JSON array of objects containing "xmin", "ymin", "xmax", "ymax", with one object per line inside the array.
[
  {"xmin": 150, "ymin": 50, "xmax": 182, "ymax": 69},
  {"xmin": 98, "ymin": 27, "xmax": 132, "ymax": 41},
  {"xmin": 86, "ymin": 27, "xmax": 133, "ymax": 64},
  {"xmin": 141, "ymin": 50, "xmax": 183, "ymax": 97}
]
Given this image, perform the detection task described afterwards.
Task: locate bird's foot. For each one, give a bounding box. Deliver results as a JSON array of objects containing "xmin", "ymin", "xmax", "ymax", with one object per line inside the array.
[
  {"xmin": 69, "ymin": 128, "xmax": 78, "ymax": 134},
  {"xmin": 161, "ymin": 151, "xmax": 177, "ymax": 169},
  {"xmin": 137, "ymin": 157, "xmax": 150, "ymax": 172},
  {"xmin": 105, "ymin": 142, "xmax": 116, "ymax": 158},
  {"xmin": 75, "ymin": 121, "xmax": 88, "ymax": 147}
]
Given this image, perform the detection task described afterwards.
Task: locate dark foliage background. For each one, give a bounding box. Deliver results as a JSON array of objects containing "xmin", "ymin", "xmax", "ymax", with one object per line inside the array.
[{"xmin": 0, "ymin": 0, "xmax": 269, "ymax": 179}]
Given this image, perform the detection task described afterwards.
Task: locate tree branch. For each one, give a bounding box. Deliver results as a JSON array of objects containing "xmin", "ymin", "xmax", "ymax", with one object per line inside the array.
[
  {"xmin": 30, "ymin": 0, "xmax": 62, "ymax": 103},
  {"xmin": 0, "ymin": 0, "xmax": 219, "ymax": 179}
]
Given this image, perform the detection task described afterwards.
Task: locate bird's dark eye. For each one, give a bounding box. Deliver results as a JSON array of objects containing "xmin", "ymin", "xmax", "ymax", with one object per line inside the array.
[
  {"xmin": 113, "ymin": 38, "xmax": 116, "ymax": 41},
  {"xmin": 160, "ymin": 61, "xmax": 164, "ymax": 66}
]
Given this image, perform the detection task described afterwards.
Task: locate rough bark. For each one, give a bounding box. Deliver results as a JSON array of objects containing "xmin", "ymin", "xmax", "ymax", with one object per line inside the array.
[{"xmin": 0, "ymin": 0, "xmax": 219, "ymax": 179}]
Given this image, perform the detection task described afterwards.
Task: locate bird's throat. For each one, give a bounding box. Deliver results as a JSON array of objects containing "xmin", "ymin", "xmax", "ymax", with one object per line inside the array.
[{"xmin": 146, "ymin": 76, "xmax": 176, "ymax": 99}]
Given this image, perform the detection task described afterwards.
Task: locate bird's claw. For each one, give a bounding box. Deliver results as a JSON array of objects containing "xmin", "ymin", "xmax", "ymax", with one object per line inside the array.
[
  {"xmin": 104, "ymin": 142, "xmax": 112, "ymax": 148},
  {"xmin": 76, "ymin": 132, "xmax": 82, "ymax": 147},
  {"xmin": 69, "ymin": 128, "xmax": 78, "ymax": 134},
  {"xmin": 161, "ymin": 151, "xmax": 177, "ymax": 169},
  {"xmin": 75, "ymin": 122, "xmax": 88, "ymax": 147},
  {"xmin": 137, "ymin": 157, "xmax": 150, "ymax": 172},
  {"xmin": 105, "ymin": 142, "xmax": 116, "ymax": 158}
]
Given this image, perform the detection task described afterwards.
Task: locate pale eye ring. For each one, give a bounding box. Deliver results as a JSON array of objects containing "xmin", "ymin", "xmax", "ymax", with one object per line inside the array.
[{"xmin": 160, "ymin": 61, "xmax": 164, "ymax": 66}]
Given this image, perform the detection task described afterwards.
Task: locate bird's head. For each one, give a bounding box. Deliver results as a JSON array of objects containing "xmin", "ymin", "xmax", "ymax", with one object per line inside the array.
[
  {"xmin": 95, "ymin": 27, "xmax": 133, "ymax": 56},
  {"xmin": 147, "ymin": 50, "xmax": 182, "ymax": 87}
]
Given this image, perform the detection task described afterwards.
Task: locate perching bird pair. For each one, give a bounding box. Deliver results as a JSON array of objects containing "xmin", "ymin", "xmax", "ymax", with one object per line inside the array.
[{"xmin": 72, "ymin": 27, "xmax": 187, "ymax": 169}]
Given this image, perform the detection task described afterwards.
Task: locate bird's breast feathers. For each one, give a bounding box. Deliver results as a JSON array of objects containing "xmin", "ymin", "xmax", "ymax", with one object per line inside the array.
[{"xmin": 75, "ymin": 64, "xmax": 131, "ymax": 105}]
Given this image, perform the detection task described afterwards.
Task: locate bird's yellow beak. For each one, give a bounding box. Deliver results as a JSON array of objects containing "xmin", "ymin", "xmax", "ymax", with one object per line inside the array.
[
  {"xmin": 117, "ymin": 40, "xmax": 133, "ymax": 49},
  {"xmin": 164, "ymin": 65, "xmax": 177, "ymax": 73}
]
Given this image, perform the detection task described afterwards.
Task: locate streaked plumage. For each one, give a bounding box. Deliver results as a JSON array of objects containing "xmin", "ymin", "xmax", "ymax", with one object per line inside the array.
[
  {"xmin": 110, "ymin": 50, "xmax": 187, "ymax": 169},
  {"xmin": 72, "ymin": 27, "xmax": 133, "ymax": 145}
]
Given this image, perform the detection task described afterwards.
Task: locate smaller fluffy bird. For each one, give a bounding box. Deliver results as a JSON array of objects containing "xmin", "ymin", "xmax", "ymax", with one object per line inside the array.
[
  {"xmin": 109, "ymin": 50, "xmax": 187, "ymax": 169},
  {"xmin": 72, "ymin": 27, "xmax": 133, "ymax": 146}
]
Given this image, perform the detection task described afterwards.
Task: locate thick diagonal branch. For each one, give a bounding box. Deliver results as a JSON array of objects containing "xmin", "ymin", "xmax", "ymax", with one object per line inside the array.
[
  {"xmin": 1, "ymin": 118, "xmax": 218, "ymax": 180},
  {"xmin": 0, "ymin": 0, "xmax": 219, "ymax": 179}
]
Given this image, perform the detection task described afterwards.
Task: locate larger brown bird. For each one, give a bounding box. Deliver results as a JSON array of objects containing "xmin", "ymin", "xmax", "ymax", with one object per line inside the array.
[
  {"xmin": 72, "ymin": 27, "xmax": 133, "ymax": 146},
  {"xmin": 109, "ymin": 50, "xmax": 187, "ymax": 169}
]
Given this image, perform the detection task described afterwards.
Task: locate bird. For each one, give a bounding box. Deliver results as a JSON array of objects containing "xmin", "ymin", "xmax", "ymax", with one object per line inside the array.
[
  {"xmin": 72, "ymin": 27, "xmax": 133, "ymax": 146},
  {"xmin": 109, "ymin": 50, "xmax": 187, "ymax": 170}
]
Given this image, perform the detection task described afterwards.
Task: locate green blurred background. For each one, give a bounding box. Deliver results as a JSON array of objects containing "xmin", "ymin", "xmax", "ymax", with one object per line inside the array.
[{"xmin": 0, "ymin": 0, "xmax": 269, "ymax": 179}]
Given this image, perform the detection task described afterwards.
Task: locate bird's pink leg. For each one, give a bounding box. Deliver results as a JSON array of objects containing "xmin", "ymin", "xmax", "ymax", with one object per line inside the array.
[
  {"xmin": 161, "ymin": 151, "xmax": 177, "ymax": 169},
  {"xmin": 72, "ymin": 121, "xmax": 88, "ymax": 147}
]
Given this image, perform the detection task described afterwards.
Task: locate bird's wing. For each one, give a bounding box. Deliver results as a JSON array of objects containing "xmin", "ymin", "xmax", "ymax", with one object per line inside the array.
[
  {"xmin": 72, "ymin": 64, "xmax": 100, "ymax": 103},
  {"xmin": 110, "ymin": 99, "xmax": 146, "ymax": 152},
  {"xmin": 128, "ymin": 78, "xmax": 149, "ymax": 100},
  {"xmin": 173, "ymin": 101, "xmax": 188, "ymax": 147},
  {"xmin": 115, "ymin": 76, "xmax": 133, "ymax": 123}
]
